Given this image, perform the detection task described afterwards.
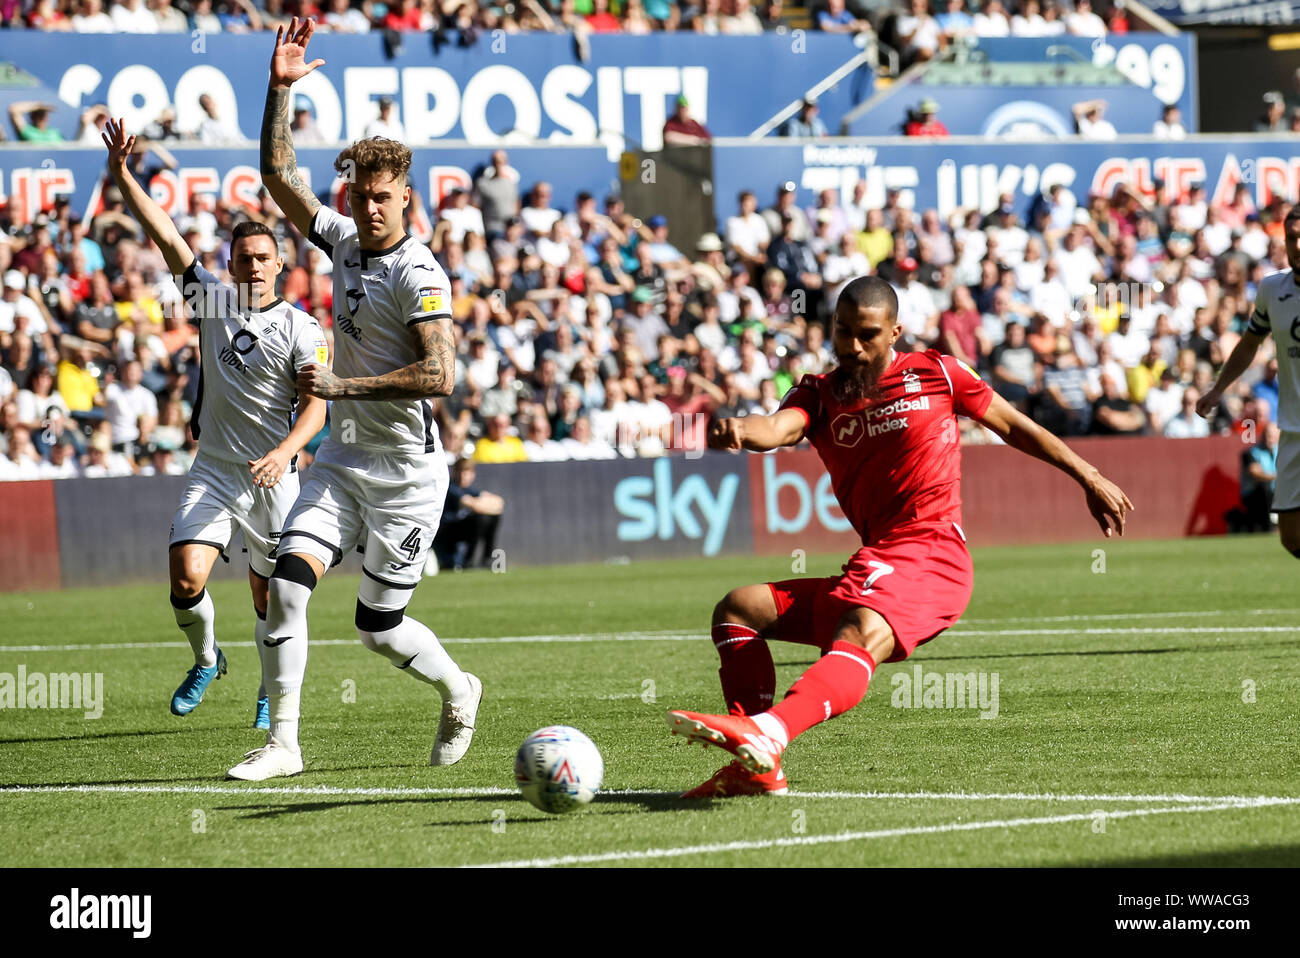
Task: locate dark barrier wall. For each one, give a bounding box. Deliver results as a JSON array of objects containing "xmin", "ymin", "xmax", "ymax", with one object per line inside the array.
[{"xmin": 0, "ymin": 435, "xmax": 1245, "ymax": 592}]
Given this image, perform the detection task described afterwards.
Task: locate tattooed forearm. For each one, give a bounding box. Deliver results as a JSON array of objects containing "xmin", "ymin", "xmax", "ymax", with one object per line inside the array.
[
  {"xmin": 261, "ymin": 85, "xmax": 320, "ymax": 218},
  {"xmin": 332, "ymin": 319, "xmax": 456, "ymax": 400}
]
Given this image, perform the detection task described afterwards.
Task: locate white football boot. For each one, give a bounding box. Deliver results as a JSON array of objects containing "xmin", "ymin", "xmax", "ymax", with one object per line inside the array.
[
  {"xmin": 226, "ymin": 736, "xmax": 304, "ymax": 781},
  {"xmin": 431, "ymin": 672, "xmax": 483, "ymax": 766}
]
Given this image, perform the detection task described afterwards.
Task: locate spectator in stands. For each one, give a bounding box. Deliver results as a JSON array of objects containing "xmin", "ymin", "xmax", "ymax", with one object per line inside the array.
[
  {"xmin": 904, "ymin": 98, "xmax": 949, "ymax": 137},
  {"xmin": 936, "ymin": 0, "xmax": 974, "ymax": 42},
  {"xmin": 1065, "ymin": 0, "xmax": 1105, "ymax": 36},
  {"xmin": 1163, "ymin": 386, "xmax": 1210, "ymax": 438},
  {"xmin": 895, "ymin": 0, "xmax": 941, "ymax": 64},
  {"xmin": 1153, "ymin": 104, "xmax": 1186, "ymax": 139},
  {"xmin": 1229, "ymin": 421, "xmax": 1279, "ymax": 532},
  {"xmin": 973, "ymin": 0, "xmax": 1010, "ymax": 36},
  {"xmin": 1090, "ymin": 372, "xmax": 1146, "ymax": 435},
  {"xmin": 1072, "ymin": 99, "xmax": 1116, "ymax": 140},
  {"xmin": 364, "ymin": 96, "xmax": 406, "ymax": 140},
  {"xmin": 1256, "ymin": 91, "xmax": 1286, "ymax": 133},
  {"xmin": 195, "ymin": 93, "xmax": 244, "ymax": 144},
  {"xmin": 433, "ymin": 458, "xmax": 505, "ymax": 571},
  {"xmin": 762, "ymin": 182, "xmax": 811, "ymax": 243},
  {"xmin": 111, "ymin": 0, "xmax": 160, "ymax": 31},
  {"xmin": 290, "ymin": 97, "xmax": 326, "ymax": 146},
  {"xmin": 8, "ymin": 101, "xmax": 62, "ymax": 143},
  {"xmin": 473, "ymin": 413, "xmax": 528, "ymax": 463},
  {"xmin": 72, "ymin": 0, "xmax": 115, "ymax": 31},
  {"xmin": 722, "ymin": 0, "xmax": 764, "ymax": 33},
  {"xmin": 818, "ymin": 0, "xmax": 871, "ymax": 33},
  {"xmin": 152, "ymin": 0, "xmax": 189, "ymax": 32},
  {"xmin": 782, "ymin": 98, "xmax": 829, "ymax": 138},
  {"xmin": 325, "ymin": 0, "xmax": 372, "ymax": 32},
  {"xmin": 1011, "ymin": 0, "xmax": 1052, "ymax": 36},
  {"xmin": 663, "ymin": 95, "xmax": 712, "ymax": 146}
]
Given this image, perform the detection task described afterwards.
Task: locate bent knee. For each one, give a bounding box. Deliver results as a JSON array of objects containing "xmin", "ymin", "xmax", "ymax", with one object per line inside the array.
[
  {"xmin": 355, "ymin": 600, "xmax": 404, "ymax": 649},
  {"xmin": 713, "ymin": 584, "xmax": 773, "ymax": 632},
  {"xmin": 833, "ymin": 608, "xmax": 895, "ymax": 659}
]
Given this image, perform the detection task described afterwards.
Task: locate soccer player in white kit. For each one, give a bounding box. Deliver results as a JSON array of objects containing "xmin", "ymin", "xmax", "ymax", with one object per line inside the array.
[
  {"xmin": 103, "ymin": 118, "xmax": 329, "ymax": 726},
  {"xmin": 1199, "ymin": 205, "xmax": 1300, "ymax": 553},
  {"xmin": 227, "ymin": 17, "xmax": 482, "ymax": 780}
]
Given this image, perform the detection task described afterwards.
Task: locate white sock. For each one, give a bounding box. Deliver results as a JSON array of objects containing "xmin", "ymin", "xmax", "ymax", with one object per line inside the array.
[
  {"xmin": 270, "ymin": 689, "xmax": 300, "ymax": 753},
  {"xmin": 359, "ymin": 616, "xmax": 470, "ymax": 703},
  {"xmin": 172, "ymin": 590, "xmax": 216, "ymax": 668},
  {"xmin": 263, "ymin": 577, "xmax": 313, "ymax": 754},
  {"xmin": 254, "ymin": 613, "xmax": 268, "ymax": 700},
  {"xmin": 753, "ymin": 712, "xmax": 789, "ymax": 748}
]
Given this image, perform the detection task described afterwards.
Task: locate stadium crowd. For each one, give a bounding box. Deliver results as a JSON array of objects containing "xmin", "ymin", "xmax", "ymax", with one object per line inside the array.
[
  {"xmin": 0, "ymin": 0, "xmax": 1120, "ymax": 42},
  {"xmin": 0, "ymin": 138, "xmax": 1284, "ymax": 480}
]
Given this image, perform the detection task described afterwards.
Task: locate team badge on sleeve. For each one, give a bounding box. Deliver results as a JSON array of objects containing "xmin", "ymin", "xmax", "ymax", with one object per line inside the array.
[{"xmin": 418, "ymin": 286, "xmax": 444, "ymax": 314}]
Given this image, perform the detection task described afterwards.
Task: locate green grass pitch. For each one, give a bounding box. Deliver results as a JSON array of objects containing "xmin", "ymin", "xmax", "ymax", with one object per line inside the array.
[{"xmin": 1, "ymin": 535, "xmax": 1298, "ymax": 867}]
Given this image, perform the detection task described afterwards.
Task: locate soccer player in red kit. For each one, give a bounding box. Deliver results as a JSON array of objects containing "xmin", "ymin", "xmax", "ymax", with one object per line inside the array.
[{"xmin": 666, "ymin": 276, "xmax": 1134, "ymax": 796}]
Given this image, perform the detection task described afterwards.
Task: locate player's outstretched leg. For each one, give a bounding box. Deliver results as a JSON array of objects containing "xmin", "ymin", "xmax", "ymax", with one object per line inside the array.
[
  {"xmin": 228, "ymin": 553, "xmax": 318, "ymax": 780},
  {"xmin": 354, "ymin": 587, "xmax": 481, "ymax": 766},
  {"xmin": 668, "ymin": 607, "xmax": 889, "ymax": 781},
  {"xmin": 674, "ymin": 585, "xmax": 787, "ymax": 797},
  {"xmin": 168, "ymin": 544, "xmax": 226, "ymax": 717}
]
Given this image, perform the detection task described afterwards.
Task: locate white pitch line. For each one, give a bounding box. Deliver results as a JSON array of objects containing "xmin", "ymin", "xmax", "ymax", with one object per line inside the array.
[
  {"xmin": 466, "ymin": 797, "xmax": 1300, "ymax": 868},
  {"xmin": 949, "ymin": 626, "xmax": 1300, "ymax": 637},
  {"xmin": 960, "ymin": 609, "xmax": 1299, "ymax": 625},
  {"xmin": 0, "ymin": 632, "xmax": 709, "ymax": 653},
  {"xmin": 2, "ymin": 784, "xmax": 1296, "ymax": 806}
]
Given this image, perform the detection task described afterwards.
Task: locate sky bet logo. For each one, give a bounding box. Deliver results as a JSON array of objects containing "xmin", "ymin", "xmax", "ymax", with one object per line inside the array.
[{"xmin": 614, "ymin": 458, "xmax": 739, "ymax": 557}]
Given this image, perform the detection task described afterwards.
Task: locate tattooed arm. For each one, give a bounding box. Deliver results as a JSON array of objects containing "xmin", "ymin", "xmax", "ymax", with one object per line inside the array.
[
  {"xmin": 261, "ymin": 17, "xmax": 325, "ymax": 236},
  {"xmin": 298, "ymin": 318, "xmax": 456, "ymax": 400}
]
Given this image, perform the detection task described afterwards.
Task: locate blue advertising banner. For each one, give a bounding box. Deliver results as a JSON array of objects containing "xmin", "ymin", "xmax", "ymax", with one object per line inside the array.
[
  {"xmin": 0, "ymin": 142, "xmax": 617, "ymax": 235},
  {"xmin": 710, "ymin": 135, "xmax": 1300, "ymax": 224},
  {"xmin": 1142, "ymin": 0, "xmax": 1300, "ymax": 24},
  {"xmin": 844, "ymin": 33, "xmax": 1197, "ymax": 138},
  {"xmin": 0, "ymin": 33, "xmax": 864, "ymax": 160}
]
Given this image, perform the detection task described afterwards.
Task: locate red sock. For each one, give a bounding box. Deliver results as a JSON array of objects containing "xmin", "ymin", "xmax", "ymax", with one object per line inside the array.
[
  {"xmin": 713, "ymin": 622, "xmax": 775, "ymax": 716},
  {"xmin": 767, "ymin": 640, "xmax": 875, "ymax": 742}
]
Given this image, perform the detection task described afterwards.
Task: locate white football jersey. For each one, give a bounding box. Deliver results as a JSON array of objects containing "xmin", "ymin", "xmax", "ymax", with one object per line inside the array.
[
  {"xmin": 309, "ymin": 207, "xmax": 452, "ymax": 455},
  {"xmin": 178, "ymin": 260, "xmax": 328, "ymax": 465},
  {"xmin": 1247, "ymin": 269, "xmax": 1300, "ymax": 431}
]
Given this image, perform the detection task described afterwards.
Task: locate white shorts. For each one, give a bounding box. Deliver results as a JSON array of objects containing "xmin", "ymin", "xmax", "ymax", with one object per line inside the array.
[
  {"xmin": 169, "ymin": 453, "xmax": 301, "ymax": 578},
  {"xmin": 1273, "ymin": 431, "xmax": 1300, "ymax": 512},
  {"xmin": 277, "ymin": 439, "xmax": 449, "ymax": 607}
]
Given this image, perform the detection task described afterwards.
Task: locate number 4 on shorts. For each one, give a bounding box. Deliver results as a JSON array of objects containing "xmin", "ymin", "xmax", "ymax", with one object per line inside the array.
[
  {"xmin": 401, "ymin": 527, "xmax": 422, "ymax": 562},
  {"xmin": 861, "ymin": 560, "xmax": 894, "ymax": 596}
]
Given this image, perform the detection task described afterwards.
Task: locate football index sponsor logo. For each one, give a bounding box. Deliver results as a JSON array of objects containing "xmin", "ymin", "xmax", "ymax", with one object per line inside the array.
[
  {"xmin": 865, "ymin": 395, "xmax": 929, "ymax": 437},
  {"xmin": 831, "ymin": 412, "xmax": 863, "ymax": 448},
  {"xmin": 49, "ymin": 889, "xmax": 151, "ymax": 938},
  {"xmin": 0, "ymin": 666, "xmax": 103, "ymax": 719}
]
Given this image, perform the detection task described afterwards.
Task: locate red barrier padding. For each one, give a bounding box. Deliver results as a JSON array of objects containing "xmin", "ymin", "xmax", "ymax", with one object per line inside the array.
[
  {"xmin": 748, "ymin": 435, "xmax": 1243, "ymax": 552},
  {"xmin": 0, "ymin": 480, "xmax": 62, "ymax": 591}
]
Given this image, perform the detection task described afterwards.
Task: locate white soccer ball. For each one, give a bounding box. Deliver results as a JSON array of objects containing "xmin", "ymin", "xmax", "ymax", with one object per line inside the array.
[{"xmin": 514, "ymin": 725, "xmax": 604, "ymax": 814}]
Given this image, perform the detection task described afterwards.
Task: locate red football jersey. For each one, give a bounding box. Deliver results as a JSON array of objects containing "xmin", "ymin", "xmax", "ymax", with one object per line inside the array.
[{"xmin": 779, "ymin": 349, "xmax": 994, "ymax": 545}]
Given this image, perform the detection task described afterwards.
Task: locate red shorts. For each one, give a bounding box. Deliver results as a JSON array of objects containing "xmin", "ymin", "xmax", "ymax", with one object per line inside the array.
[{"xmin": 767, "ymin": 523, "xmax": 973, "ymax": 662}]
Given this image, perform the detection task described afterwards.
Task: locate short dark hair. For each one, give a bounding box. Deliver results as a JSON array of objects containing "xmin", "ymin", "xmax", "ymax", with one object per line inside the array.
[
  {"xmin": 836, "ymin": 275, "xmax": 898, "ymax": 323},
  {"xmin": 1284, "ymin": 205, "xmax": 1300, "ymax": 229},
  {"xmin": 231, "ymin": 220, "xmax": 278, "ymax": 254}
]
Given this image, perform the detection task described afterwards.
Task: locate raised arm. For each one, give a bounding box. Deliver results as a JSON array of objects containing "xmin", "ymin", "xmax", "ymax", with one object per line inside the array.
[
  {"xmin": 261, "ymin": 17, "xmax": 326, "ymax": 237},
  {"xmin": 101, "ymin": 118, "xmax": 192, "ymax": 276},
  {"xmin": 1197, "ymin": 327, "xmax": 1265, "ymax": 418},
  {"xmin": 708, "ymin": 408, "xmax": 807, "ymax": 453},
  {"xmin": 978, "ymin": 391, "xmax": 1133, "ymax": 537},
  {"xmin": 298, "ymin": 318, "xmax": 455, "ymax": 400},
  {"xmin": 248, "ymin": 388, "xmax": 328, "ymax": 488}
]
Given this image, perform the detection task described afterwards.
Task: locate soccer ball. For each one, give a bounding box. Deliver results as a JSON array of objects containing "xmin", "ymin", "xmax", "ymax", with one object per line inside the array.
[{"xmin": 514, "ymin": 725, "xmax": 604, "ymax": 814}]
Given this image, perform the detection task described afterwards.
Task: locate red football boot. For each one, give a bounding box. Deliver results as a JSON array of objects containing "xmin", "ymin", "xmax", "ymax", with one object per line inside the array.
[
  {"xmin": 681, "ymin": 760, "xmax": 788, "ymax": 798},
  {"xmin": 665, "ymin": 708, "xmax": 784, "ymax": 774}
]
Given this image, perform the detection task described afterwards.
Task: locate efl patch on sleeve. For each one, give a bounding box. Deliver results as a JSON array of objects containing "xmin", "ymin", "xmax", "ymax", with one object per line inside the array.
[
  {"xmin": 955, "ymin": 358, "xmax": 980, "ymax": 380},
  {"xmin": 418, "ymin": 286, "xmax": 445, "ymax": 314},
  {"xmin": 315, "ymin": 344, "xmax": 329, "ymax": 365}
]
